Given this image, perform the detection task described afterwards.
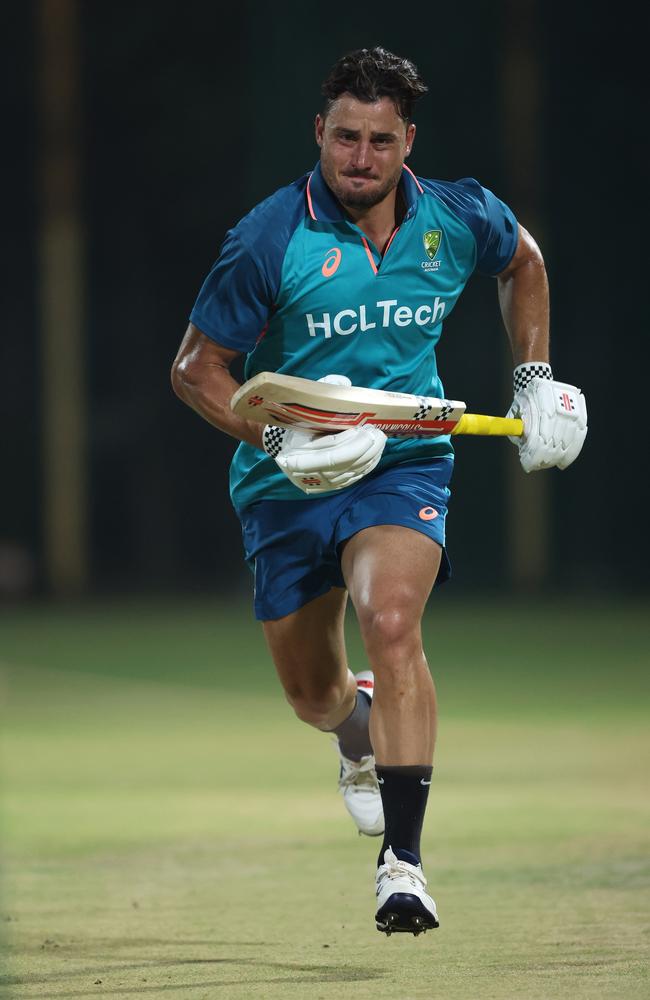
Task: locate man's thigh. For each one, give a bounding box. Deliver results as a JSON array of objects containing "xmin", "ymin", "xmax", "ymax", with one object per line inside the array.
[
  {"xmin": 341, "ymin": 525, "xmax": 442, "ymax": 633},
  {"xmin": 238, "ymin": 457, "xmax": 454, "ymax": 623},
  {"xmin": 332, "ymin": 457, "xmax": 453, "ymax": 591},
  {"xmin": 262, "ymin": 586, "xmax": 349, "ymax": 698}
]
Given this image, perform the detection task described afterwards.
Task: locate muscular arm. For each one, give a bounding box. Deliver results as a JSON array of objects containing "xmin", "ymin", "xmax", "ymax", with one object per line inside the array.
[
  {"xmin": 496, "ymin": 224, "xmax": 550, "ymax": 365},
  {"xmin": 171, "ymin": 323, "xmax": 264, "ymax": 450}
]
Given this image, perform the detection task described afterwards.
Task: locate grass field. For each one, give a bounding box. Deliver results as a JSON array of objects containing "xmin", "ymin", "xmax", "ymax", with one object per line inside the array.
[{"xmin": 1, "ymin": 596, "xmax": 648, "ymax": 999}]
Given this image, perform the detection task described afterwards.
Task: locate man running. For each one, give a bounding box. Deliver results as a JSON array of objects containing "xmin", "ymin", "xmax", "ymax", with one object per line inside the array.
[{"xmin": 171, "ymin": 46, "xmax": 587, "ymax": 935}]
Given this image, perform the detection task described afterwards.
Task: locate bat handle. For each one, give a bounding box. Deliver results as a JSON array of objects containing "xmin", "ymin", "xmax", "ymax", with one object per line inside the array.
[{"xmin": 452, "ymin": 414, "xmax": 524, "ymax": 437}]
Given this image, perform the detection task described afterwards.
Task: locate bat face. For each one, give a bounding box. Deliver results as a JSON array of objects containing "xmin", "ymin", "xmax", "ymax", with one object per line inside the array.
[
  {"xmin": 259, "ymin": 401, "xmax": 459, "ymax": 436},
  {"xmin": 232, "ymin": 372, "xmax": 466, "ymax": 437}
]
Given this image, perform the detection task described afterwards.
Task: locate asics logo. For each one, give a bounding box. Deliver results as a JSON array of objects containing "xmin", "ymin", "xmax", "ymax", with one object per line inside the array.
[{"xmin": 322, "ymin": 247, "xmax": 342, "ymax": 278}]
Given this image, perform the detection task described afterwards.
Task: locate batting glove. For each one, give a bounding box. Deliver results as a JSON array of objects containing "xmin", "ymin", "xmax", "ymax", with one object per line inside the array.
[
  {"xmin": 262, "ymin": 374, "xmax": 387, "ymax": 495},
  {"xmin": 506, "ymin": 362, "xmax": 588, "ymax": 472}
]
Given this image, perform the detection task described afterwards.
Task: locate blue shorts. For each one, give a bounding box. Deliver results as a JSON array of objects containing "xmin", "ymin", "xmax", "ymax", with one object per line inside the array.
[{"xmin": 238, "ymin": 457, "xmax": 454, "ymax": 621}]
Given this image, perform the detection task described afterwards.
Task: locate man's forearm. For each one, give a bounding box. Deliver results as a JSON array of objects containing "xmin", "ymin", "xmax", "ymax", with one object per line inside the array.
[
  {"xmin": 172, "ymin": 360, "xmax": 264, "ymax": 450},
  {"xmin": 497, "ymin": 228, "xmax": 550, "ymax": 366}
]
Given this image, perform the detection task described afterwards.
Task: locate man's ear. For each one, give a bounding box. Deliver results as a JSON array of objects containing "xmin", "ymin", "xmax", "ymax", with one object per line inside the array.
[
  {"xmin": 315, "ymin": 114, "xmax": 324, "ymax": 147},
  {"xmin": 405, "ymin": 122, "xmax": 416, "ymax": 158}
]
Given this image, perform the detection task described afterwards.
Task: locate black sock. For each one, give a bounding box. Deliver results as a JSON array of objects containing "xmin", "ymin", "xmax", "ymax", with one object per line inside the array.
[
  {"xmin": 331, "ymin": 690, "xmax": 372, "ymax": 761},
  {"xmin": 376, "ymin": 764, "xmax": 433, "ymax": 867}
]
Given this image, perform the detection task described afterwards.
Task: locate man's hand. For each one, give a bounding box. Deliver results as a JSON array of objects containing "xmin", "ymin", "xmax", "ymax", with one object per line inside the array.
[
  {"xmin": 274, "ymin": 425, "xmax": 386, "ymax": 494},
  {"xmin": 506, "ymin": 363, "xmax": 587, "ymax": 472},
  {"xmin": 263, "ymin": 374, "xmax": 387, "ymax": 494}
]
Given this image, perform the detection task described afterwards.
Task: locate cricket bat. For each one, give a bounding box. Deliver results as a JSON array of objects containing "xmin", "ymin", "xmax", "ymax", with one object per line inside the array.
[{"xmin": 230, "ymin": 372, "xmax": 523, "ymax": 438}]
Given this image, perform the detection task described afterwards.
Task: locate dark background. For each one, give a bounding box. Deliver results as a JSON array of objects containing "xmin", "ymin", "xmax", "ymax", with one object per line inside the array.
[{"xmin": 2, "ymin": 1, "xmax": 645, "ymax": 600}]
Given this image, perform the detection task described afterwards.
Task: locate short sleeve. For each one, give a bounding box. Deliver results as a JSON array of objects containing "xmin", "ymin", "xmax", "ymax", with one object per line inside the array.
[
  {"xmin": 189, "ymin": 232, "xmax": 273, "ymax": 353},
  {"xmin": 456, "ymin": 178, "xmax": 519, "ymax": 276}
]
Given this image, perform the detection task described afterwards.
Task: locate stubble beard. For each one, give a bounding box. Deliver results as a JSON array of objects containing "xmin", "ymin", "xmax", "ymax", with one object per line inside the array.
[{"xmin": 323, "ymin": 162, "xmax": 403, "ymax": 211}]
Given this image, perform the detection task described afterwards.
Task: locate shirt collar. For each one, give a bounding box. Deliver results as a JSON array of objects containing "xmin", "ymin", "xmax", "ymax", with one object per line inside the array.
[{"xmin": 306, "ymin": 161, "xmax": 424, "ymax": 223}]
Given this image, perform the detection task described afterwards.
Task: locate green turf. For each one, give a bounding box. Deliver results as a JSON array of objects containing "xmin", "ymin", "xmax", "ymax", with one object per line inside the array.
[{"xmin": 1, "ymin": 598, "xmax": 648, "ymax": 999}]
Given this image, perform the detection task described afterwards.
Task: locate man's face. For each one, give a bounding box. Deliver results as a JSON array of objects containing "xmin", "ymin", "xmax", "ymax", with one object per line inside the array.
[{"xmin": 315, "ymin": 95, "xmax": 415, "ymax": 212}]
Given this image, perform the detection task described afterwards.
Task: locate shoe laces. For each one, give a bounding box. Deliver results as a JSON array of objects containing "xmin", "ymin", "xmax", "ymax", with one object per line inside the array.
[
  {"xmin": 335, "ymin": 745, "xmax": 379, "ymax": 792},
  {"xmin": 377, "ymin": 850, "xmax": 427, "ymax": 891}
]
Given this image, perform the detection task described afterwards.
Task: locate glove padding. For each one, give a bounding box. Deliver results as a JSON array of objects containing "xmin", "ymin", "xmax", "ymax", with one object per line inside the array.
[
  {"xmin": 507, "ymin": 378, "xmax": 587, "ymax": 472},
  {"xmin": 263, "ymin": 374, "xmax": 387, "ymax": 494},
  {"xmin": 277, "ymin": 425, "xmax": 386, "ymax": 494}
]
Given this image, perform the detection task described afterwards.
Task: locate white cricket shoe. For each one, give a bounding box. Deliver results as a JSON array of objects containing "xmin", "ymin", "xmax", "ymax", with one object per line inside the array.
[
  {"xmin": 336, "ymin": 671, "xmax": 384, "ymax": 837},
  {"xmin": 375, "ymin": 847, "xmax": 439, "ymax": 935}
]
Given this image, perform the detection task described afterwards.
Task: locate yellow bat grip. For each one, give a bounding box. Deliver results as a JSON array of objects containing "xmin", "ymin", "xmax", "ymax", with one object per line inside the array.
[{"xmin": 451, "ymin": 414, "xmax": 524, "ymax": 437}]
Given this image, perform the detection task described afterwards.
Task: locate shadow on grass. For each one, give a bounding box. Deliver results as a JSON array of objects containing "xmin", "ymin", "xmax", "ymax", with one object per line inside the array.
[{"xmin": 2, "ymin": 955, "xmax": 387, "ymax": 996}]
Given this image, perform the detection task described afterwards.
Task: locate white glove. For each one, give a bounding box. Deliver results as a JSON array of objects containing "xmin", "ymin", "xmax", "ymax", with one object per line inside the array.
[
  {"xmin": 263, "ymin": 374, "xmax": 387, "ymax": 494},
  {"xmin": 506, "ymin": 363, "xmax": 587, "ymax": 473}
]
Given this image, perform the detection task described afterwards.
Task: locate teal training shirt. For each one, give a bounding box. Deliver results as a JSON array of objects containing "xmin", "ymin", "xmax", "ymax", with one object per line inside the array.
[{"xmin": 190, "ymin": 163, "xmax": 518, "ymax": 513}]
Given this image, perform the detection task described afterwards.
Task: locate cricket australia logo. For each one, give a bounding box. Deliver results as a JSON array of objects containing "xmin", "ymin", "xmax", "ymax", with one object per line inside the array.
[{"xmin": 422, "ymin": 229, "xmax": 443, "ymax": 272}]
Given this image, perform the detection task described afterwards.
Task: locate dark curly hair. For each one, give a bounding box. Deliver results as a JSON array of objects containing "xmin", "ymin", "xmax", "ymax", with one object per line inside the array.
[{"xmin": 321, "ymin": 47, "xmax": 428, "ymax": 122}]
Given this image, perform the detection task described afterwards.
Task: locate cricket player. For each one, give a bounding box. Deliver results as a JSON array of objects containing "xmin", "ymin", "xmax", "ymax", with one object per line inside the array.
[{"xmin": 172, "ymin": 47, "xmax": 587, "ymax": 935}]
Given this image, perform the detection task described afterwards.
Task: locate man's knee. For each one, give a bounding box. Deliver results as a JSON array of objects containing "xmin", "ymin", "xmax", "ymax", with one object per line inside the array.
[
  {"xmin": 356, "ymin": 601, "xmax": 421, "ymax": 653},
  {"xmin": 284, "ymin": 675, "xmax": 349, "ymax": 727}
]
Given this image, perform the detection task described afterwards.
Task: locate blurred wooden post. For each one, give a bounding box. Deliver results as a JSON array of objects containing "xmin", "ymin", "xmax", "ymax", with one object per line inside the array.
[
  {"xmin": 500, "ymin": 0, "xmax": 550, "ymax": 588},
  {"xmin": 37, "ymin": 0, "xmax": 88, "ymax": 594}
]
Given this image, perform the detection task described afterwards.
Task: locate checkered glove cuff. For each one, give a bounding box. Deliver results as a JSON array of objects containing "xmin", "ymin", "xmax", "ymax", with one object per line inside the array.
[
  {"xmin": 262, "ymin": 424, "xmax": 287, "ymax": 458},
  {"xmin": 513, "ymin": 362, "xmax": 553, "ymax": 393}
]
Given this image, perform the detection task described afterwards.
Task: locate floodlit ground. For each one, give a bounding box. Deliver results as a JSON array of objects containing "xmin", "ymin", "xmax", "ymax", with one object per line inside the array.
[{"xmin": 1, "ymin": 597, "xmax": 648, "ymax": 999}]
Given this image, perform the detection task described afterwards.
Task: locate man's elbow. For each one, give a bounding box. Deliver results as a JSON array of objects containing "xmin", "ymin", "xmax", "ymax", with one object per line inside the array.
[{"xmin": 171, "ymin": 354, "xmax": 199, "ymax": 403}]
